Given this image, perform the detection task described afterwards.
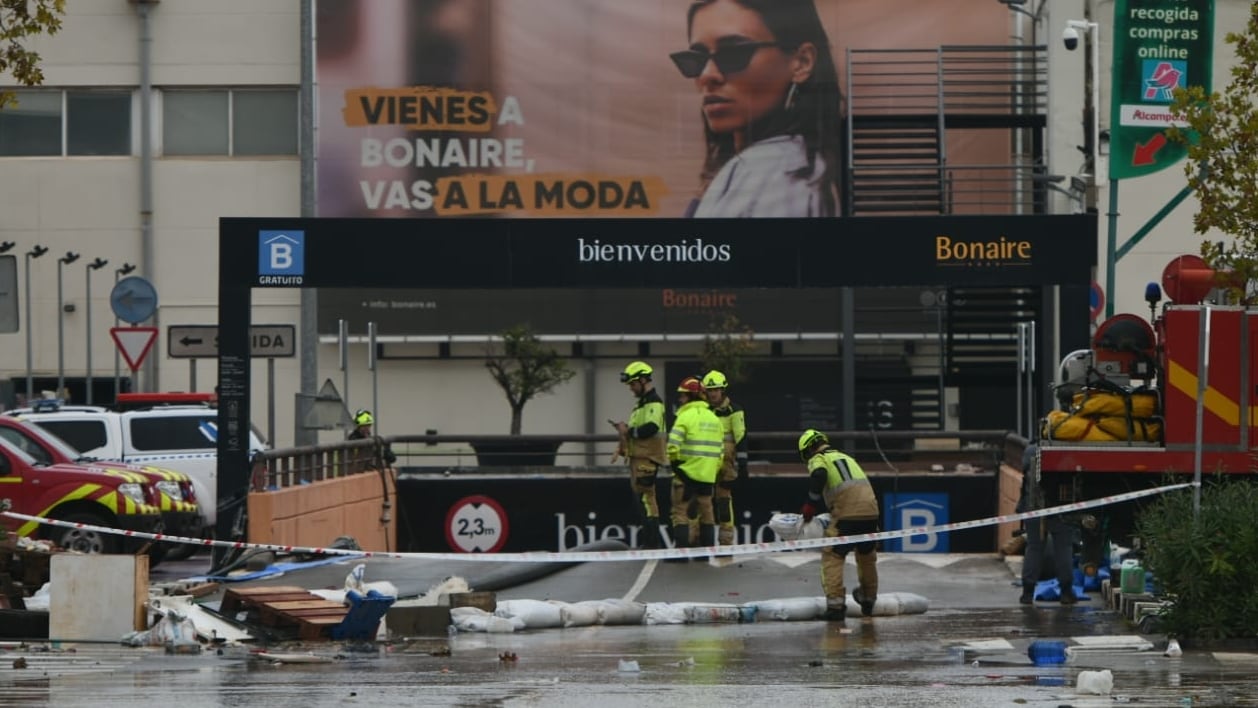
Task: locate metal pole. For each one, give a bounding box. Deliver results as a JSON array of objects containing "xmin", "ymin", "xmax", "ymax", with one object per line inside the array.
[
  {"xmin": 1016, "ymin": 322, "xmax": 1026, "ymax": 438},
  {"xmin": 85, "ymin": 265, "xmax": 92, "ymax": 404},
  {"xmin": 113, "ymin": 263, "xmax": 135, "ymax": 400},
  {"xmin": 189, "ymin": 360, "xmax": 196, "ymax": 392},
  {"xmin": 137, "ymin": 1, "xmax": 158, "ymax": 392},
  {"xmin": 1193, "ymin": 307, "xmax": 1210, "ymax": 518},
  {"xmin": 56, "ymin": 252, "xmax": 79, "ymax": 398},
  {"xmin": 84, "ymin": 257, "xmax": 107, "ymax": 405},
  {"xmin": 296, "ymin": 0, "xmax": 318, "ymax": 447},
  {"xmin": 338, "ymin": 319, "xmax": 349, "ymax": 408},
  {"xmin": 24, "ymin": 245, "xmax": 47, "ymax": 402},
  {"xmin": 267, "ymin": 357, "xmax": 276, "ymax": 447},
  {"xmin": 368, "ymin": 322, "xmax": 378, "ymax": 435}
]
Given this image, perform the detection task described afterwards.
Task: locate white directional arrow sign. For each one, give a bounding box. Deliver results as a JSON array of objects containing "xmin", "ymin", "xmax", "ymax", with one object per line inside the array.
[{"xmin": 110, "ymin": 327, "xmax": 159, "ymax": 372}]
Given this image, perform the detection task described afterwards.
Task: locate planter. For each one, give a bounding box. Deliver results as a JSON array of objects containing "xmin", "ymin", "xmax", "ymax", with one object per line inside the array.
[{"xmin": 469, "ymin": 439, "xmax": 562, "ymax": 467}]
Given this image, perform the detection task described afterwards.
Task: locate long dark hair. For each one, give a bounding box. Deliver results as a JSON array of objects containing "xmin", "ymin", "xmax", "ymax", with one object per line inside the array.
[{"xmin": 686, "ymin": 0, "xmax": 841, "ymax": 211}]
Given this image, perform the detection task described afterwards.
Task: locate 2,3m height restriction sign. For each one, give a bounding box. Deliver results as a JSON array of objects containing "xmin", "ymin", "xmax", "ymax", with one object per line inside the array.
[{"xmin": 444, "ymin": 495, "xmax": 509, "ymax": 553}]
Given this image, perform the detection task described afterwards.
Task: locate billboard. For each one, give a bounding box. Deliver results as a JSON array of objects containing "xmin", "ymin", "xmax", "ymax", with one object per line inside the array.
[
  {"xmin": 314, "ymin": 0, "xmax": 1019, "ymax": 336},
  {"xmin": 316, "ymin": 0, "xmax": 1008, "ymax": 220},
  {"xmin": 1108, "ymin": 0, "xmax": 1214, "ymax": 180}
]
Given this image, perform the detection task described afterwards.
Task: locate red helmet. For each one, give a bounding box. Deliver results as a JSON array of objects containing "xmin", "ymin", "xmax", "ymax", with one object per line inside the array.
[{"xmin": 676, "ymin": 377, "xmax": 704, "ymax": 395}]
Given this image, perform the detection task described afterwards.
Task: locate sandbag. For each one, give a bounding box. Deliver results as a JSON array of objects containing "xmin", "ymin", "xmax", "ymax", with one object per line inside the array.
[
  {"xmin": 494, "ymin": 599, "xmax": 564, "ymax": 629},
  {"xmin": 683, "ymin": 604, "xmax": 756, "ymax": 624},
  {"xmin": 594, "ymin": 599, "xmax": 647, "ymax": 626},
  {"xmin": 768, "ymin": 512, "xmax": 831, "ymax": 541},
  {"xmin": 748, "ymin": 597, "xmax": 825, "ymax": 621},
  {"xmin": 451, "ymin": 606, "xmax": 521, "ymax": 633},
  {"xmin": 643, "ymin": 603, "xmax": 689, "ymax": 625},
  {"xmin": 560, "ymin": 600, "xmax": 601, "ymax": 628}
]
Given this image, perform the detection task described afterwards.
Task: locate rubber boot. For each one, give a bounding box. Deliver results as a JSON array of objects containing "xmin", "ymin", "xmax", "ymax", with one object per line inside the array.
[
  {"xmin": 635, "ymin": 519, "xmax": 657, "ymax": 549},
  {"xmin": 854, "ymin": 551, "xmax": 879, "ymax": 616},
  {"xmin": 665, "ymin": 524, "xmax": 692, "ymax": 563},
  {"xmin": 698, "ymin": 524, "xmax": 717, "ymax": 549}
]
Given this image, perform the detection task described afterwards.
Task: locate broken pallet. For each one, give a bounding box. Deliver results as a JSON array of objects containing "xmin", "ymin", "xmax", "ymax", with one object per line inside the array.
[{"xmin": 220, "ymin": 586, "xmax": 349, "ymax": 641}]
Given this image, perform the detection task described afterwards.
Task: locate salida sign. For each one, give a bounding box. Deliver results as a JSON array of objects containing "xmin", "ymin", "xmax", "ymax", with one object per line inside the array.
[{"xmin": 1109, "ymin": 0, "xmax": 1214, "ymax": 180}]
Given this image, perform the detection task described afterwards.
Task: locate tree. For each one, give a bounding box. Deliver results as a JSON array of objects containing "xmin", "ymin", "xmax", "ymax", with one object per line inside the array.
[
  {"xmin": 1169, "ymin": 4, "xmax": 1258, "ymax": 304},
  {"xmin": 0, "ymin": 0, "xmax": 66, "ymax": 109},
  {"xmin": 484, "ymin": 324, "xmax": 576, "ymax": 435},
  {"xmin": 699, "ymin": 314, "xmax": 757, "ymax": 383}
]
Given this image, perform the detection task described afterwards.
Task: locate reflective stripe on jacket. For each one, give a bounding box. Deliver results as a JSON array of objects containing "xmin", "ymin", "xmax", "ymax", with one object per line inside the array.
[
  {"xmin": 667, "ymin": 400, "xmax": 723, "ymax": 484},
  {"xmin": 807, "ymin": 448, "xmax": 879, "ymax": 520},
  {"xmin": 709, "ymin": 397, "xmax": 747, "ymax": 471},
  {"xmin": 627, "ymin": 388, "xmax": 667, "ymax": 464}
]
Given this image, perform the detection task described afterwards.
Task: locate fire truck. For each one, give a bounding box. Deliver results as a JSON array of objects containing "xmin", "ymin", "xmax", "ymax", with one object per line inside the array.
[{"xmin": 1034, "ymin": 254, "xmax": 1256, "ymax": 564}]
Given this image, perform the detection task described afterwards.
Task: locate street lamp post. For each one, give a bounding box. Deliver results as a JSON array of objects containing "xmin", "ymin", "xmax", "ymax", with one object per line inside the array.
[
  {"xmin": 24, "ymin": 245, "xmax": 48, "ymax": 404},
  {"xmin": 56, "ymin": 251, "xmax": 80, "ymax": 401},
  {"xmin": 84, "ymin": 257, "xmax": 108, "ymax": 405},
  {"xmin": 114, "ymin": 263, "xmax": 136, "ymax": 399},
  {"xmin": 1066, "ymin": 19, "xmax": 1103, "ymax": 187}
]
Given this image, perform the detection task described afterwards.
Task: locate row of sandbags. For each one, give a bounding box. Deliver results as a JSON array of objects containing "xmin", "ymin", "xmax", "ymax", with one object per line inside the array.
[
  {"xmin": 1043, "ymin": 389, "xmax": 1162, "ymax": 443},
  {"xmin": 450, "ymin": 593, "xmax": 931, "ymax": 633}
]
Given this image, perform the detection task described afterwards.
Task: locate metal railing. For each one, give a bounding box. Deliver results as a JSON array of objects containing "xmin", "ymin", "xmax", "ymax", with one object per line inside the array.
[{"xmin": 252, "ymin": 430, "xmax": 1021, "ymax": 491}]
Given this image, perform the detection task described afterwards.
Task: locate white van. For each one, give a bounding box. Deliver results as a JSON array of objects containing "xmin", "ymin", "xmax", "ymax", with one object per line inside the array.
[{"xmin": 10, "ymin": 397, "xmax": 268, "ymax": 528}]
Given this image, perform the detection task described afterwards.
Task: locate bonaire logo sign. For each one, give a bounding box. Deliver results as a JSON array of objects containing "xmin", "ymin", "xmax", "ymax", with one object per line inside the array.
[{"xmin": 935, "ymin": 235, "xmax": 1032, "ymax": 267}]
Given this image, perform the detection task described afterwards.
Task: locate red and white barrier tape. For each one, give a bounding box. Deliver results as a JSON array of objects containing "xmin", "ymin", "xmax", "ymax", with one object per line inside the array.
[{"xmin": 1, "ymin": 481, "xmax": 1193, "ymax": 563}]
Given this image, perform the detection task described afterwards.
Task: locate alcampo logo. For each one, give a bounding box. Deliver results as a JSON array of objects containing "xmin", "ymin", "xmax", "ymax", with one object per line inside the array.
[
  {"xmin": 577, "ymin": 237, "xmax": 731, "ymax": 263},
  {"xmin": 1142, "ymin": 60, "xmax": 1186, "ymax": 103},
  {"xmin": 935, "ymin": 235, "xmax": 1032, "ymax": 266}
]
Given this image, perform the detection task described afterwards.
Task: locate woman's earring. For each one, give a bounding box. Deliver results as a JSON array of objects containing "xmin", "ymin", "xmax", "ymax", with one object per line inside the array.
[{"xmin": 784, "ymin": 82, "xmax": 799, "ymax": 111}]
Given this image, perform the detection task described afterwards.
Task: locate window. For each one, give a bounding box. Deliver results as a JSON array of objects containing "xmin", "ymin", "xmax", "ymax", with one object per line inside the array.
[
  {"xmin": 163, "ymin": 91, "xmax": 228, "ymax": 155},
  {"xmin": 129, "ymin": 415, "xmax": 217, "ymax": 452},
  {"xmin": 32, "ymin": 420, "xmax": 109, "ymax": 454},
  {"xmin": 0, "ymin": 90, "xmax": 61, "ymax": 156},
  {"xmin": 0, "ymin": 428, "xmax": 50, "ymax": 464},
  {"xmin": 162, "ymin": 88, "xmax": 297, "ymax": 156},
  {"xmin": 67, "ymin": 91, "xmax": 131, "ymax": 155},
  {"xmin": 0, "ymin": 90, "xmax": 131, "ymax": 157}
]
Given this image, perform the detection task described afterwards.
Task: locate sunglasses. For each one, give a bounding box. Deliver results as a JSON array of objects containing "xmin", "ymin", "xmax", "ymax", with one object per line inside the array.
[{"xmin": 669, "ymin": 41, "xmax": 781, "ymax": 79}]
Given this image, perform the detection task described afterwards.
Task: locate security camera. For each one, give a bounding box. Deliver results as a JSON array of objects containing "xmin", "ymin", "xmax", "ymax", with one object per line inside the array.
[{"xmin": 1062, "ymin": 25, "xmax": 1080, "ymax": 50}]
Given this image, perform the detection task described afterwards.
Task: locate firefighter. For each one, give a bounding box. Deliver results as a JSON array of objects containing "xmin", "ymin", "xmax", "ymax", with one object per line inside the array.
[
  {"xmin": 347, "ymin": 409, "xmax": 397, "ymax": 467},
  {"xmin": 798, "ymin": 429, "xmax": 879, "ymax": 622},
  {"xmin": 702, "ymin": 370, "xmax": 748, "ymax": 547},
  {"xmin": 1017, "ymin": 442, "xmax": 1079, "ymax": 605},
  {"xmin": 612, "ymin": 361, "xmax": 668, "ymax": 549},
  {"xmin": 348, "ymin": 409, "xmax": 374, "ymax": 440},
  {"xmin": 668, "ymin": 376, "xmax": 724, "ymax": 552}
]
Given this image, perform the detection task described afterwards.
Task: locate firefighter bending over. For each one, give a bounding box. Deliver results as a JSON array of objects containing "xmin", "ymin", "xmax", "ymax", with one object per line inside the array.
[{"xmin": 798, "ymin": 429, "xmax": 879, "ymax": 622}]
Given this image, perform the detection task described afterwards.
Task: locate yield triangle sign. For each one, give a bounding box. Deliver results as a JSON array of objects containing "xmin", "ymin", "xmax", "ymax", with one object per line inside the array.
[{"xmin": 110, "ymin": 327, "xmax": 159, "ymax": 372}]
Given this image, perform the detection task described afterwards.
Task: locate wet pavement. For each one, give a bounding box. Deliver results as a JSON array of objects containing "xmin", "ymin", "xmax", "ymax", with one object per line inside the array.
[{"xmin": 2, "ymin": 551, "xmax": 1256, "ymax": 707}]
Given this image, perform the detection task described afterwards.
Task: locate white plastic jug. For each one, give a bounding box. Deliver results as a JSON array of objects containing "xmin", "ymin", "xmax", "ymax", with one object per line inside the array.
[{"xmin": 1077, "ymin": 668, "xmax": 1114, "ymax": 695}]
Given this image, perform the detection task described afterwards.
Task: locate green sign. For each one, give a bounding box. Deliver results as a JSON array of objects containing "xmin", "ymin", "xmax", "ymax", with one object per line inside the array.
[{"xmin": 1109, "ymin": 0, "xmax": 1214, "ymax": 180}]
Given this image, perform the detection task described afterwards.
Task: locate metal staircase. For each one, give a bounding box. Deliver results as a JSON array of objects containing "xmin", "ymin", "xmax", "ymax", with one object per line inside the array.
[{"xmin": 843, "ymin": 45, "xmax": 1048, "ymax": 216}]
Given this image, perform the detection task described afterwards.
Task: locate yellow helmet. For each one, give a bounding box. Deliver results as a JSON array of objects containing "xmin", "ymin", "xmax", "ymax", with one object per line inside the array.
[
  {"xmin": 354, "ymin": 409, "xmax": 374, "ymax": 427},
  {"xmin": 798, "ymin": 429, "xmax": 828, "ymax": 460},
  {"xmin": 620, "ymin": 361, "xmax": 653, "ymax": 383},
  {"xmin": 701, "ymin": 370, "xmax": 728, "ymax": 389}
]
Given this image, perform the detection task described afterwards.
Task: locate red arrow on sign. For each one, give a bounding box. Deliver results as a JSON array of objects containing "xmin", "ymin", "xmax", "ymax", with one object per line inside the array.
[
  {"xmin": 110, "ymin": 327, "xmax": 158, "ymax": 372},
  {"xmin": 1132, "ymin": 133, "xmax": 1168, "ymax": 166}
]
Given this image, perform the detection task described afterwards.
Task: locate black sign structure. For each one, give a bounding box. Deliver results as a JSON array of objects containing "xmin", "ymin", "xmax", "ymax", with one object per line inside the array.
[{"xmin": 217, "ymin": 215, "xmax": 1096, "ymax": 557}]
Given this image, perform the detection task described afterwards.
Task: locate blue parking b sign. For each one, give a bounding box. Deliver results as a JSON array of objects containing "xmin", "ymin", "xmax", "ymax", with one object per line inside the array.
[
  {"xmin": 883, "ymin": 493, "xmax": 949, "ymax": 553},
  {"xmin": 259, "ymin": 230, "xmax": 305, "ymax": 276}
]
